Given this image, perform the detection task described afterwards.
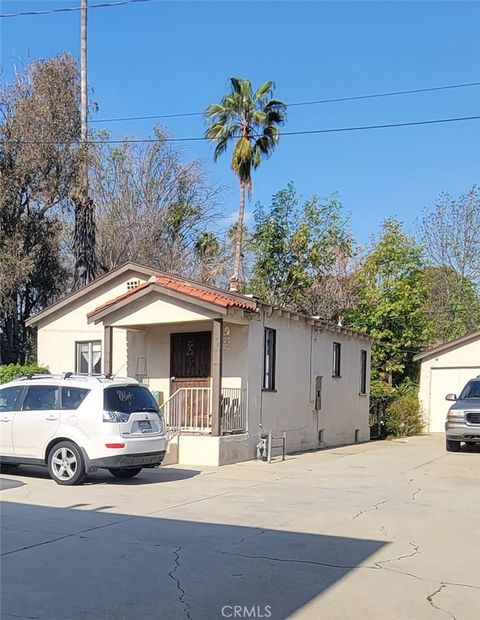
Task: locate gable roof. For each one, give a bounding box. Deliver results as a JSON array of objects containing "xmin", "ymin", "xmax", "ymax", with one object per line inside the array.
[
  {"xmin": 413, "ymin": 330, "xmax": 480, "ymax": 362},
  {"xmin": 87, "ymin": 274, "xmax": 258, "ymax": 322},
  {"xmin": 25, "ymin": 263, "xmax": 158, "ymax": 327}
]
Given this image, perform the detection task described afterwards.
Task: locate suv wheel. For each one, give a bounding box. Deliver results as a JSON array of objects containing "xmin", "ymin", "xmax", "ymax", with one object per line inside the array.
[
  {"xmin": 108, "ymin": 467, "xmax": 142, "ymax": 479},
  {"xmin": 446, "ymin": 438, "xmax": 461, "ymax": 452},
  {"xmin": 48, "ymin": 441, "xmax": 86, "ymax": 485}
]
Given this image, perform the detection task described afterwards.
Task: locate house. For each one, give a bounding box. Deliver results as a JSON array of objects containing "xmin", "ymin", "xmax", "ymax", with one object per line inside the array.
[
  {"xmin": 26, "ymin": 263, "xmax": 373, "ymax": 466},
  {"xmin": 414, "ymin": 331, "xmax": 480, "ymax": 432}
]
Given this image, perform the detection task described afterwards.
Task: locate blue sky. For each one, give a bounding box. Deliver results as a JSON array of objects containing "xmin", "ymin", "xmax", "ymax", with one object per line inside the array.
[{"xmin": 1, "ymin": 0, "xmax": 479, "ymax": 244}]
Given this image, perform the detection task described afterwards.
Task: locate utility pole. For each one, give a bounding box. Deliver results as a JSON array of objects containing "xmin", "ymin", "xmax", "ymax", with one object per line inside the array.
[
  {"xmin": 80, "ymin": 0, "xmax": 88, "ymax": 194},
  {"xmin": 73, "ymin": 0, "xmax": 97, "ymax": 288}
]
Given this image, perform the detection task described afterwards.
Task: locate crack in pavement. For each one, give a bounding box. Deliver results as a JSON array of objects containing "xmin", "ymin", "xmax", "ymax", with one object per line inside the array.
[
  {"xmin": 374, "ymin": 542, "xmax": 420, "ymax": 568},
  {"xmin": 352, "ymin": 509, "xmax": 366, "ymax": 520},
  {"xmin": 168, "ymin": 546, "xmax": 192, "ymax": 620},
  {"xmin": 352, "ymin": 498, "xmax": 389, "ymax": 521},
  {"xmin": 427, "ymin": 584, "xmax": 456, "ymax": 620},
  {"xmin": 411, "ymin": 488, "xmax": 421, "ymax": 501}
]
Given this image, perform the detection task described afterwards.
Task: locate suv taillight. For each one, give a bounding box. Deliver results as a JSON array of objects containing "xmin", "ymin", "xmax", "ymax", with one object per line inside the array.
[{"xmin": 103, "ymin": 411, "xmax": 131, "ymax": 423}]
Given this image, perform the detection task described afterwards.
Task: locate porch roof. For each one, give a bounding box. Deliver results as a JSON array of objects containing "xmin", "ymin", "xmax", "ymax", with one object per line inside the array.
[{"xmin": 87, "ymin": 273, "xmax": 258, "ymax": 322}]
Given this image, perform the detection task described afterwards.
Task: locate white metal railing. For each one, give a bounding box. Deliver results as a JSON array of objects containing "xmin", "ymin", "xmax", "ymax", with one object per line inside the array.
[
  {"xmin": 162, "ymin": 386, "xmax": 246, "ymax": 436},
  {"xmin": 162, "ymin": 387, "xmax": 212, "ymax": 435},
  {"xmin": 221, "ymin": 387, "xmax": 246, "ymax": 434}
]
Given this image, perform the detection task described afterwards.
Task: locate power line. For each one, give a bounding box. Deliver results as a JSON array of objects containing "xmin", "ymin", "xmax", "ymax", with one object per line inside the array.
[
  {"xmin": 3, "ymin": 114, "xmax": 479, "ymax": 145},
  {"xmin": 91, "ymin": 81, "xmax": 480, "ymax": 124},
  {"xmin": 0, "ymin": 0, "xmax": 154, "ymax": 19}
]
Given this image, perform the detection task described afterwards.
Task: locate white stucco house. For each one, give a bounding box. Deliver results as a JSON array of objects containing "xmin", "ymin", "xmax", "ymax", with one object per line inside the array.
[
  {"xmin": 415, "ymin": 331, "xmax": 480, "ymax": 432},
  {"xmin": 26, "ymin": 263, "xmax": 373, "ymax": 466}
]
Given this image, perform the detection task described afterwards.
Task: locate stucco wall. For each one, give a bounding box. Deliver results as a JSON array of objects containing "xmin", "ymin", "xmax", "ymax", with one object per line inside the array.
[
  {"xmin": 245, "ymin": 313, "xmax": 371, "ymax": 455},
  {"xmin": 418, "ymin": 337, "xmax": 480, "ymax": 432},
  {"xmin": 35, "ymin": 269, "xmax": 150, "ymax": 375}
]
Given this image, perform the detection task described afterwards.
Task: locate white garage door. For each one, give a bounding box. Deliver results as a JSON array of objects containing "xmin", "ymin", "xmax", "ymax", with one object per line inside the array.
[{"xmin": 429, "ymin": 367, "xmax": 480, "ymax": 432}]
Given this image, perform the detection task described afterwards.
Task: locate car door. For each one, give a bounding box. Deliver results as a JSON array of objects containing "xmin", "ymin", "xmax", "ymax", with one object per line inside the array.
[
  {"xmin": 0, "ymin": 385, "xmax": 24, "ymax": 456},
  {"xmin": 13, "ymin": 385, "xmax": 61, "ymax": 459}
]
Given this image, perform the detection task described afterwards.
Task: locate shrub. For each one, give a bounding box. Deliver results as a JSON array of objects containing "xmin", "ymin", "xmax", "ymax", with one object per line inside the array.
[
  {"xmin": 384, "ymin": 396, "xmax": 424, "ymax": 438},
  {"xmin": 0, "ymin": 363, "xmax": 49, "ymax": 385}
]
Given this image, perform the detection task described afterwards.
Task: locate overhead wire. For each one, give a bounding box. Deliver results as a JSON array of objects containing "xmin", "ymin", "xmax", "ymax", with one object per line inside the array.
[
  {"xmin": 2, "ymin": 114, "xmax": 479, "ymax": 145},
  {"xmin": 91, "ymin": 81, "xmax": 480, "ymax": 124},
  {"xmin": 0, "ymin": 0, "xmax": 154, "ymax": 19}
]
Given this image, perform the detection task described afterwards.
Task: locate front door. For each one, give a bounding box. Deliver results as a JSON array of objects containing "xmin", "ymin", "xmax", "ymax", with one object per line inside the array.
[{"xmin": 170, "ymin": 331, "xmax": 211, "ymax": 393}]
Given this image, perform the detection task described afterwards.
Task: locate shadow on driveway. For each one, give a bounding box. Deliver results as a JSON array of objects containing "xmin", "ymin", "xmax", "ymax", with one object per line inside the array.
[
  {"xmin": 0, "ymin": 463, "xmax": 201, "ymax": 486},
  {"xmin": 1, "ymin": 501, "xmax": 386, "ymax": 620}
]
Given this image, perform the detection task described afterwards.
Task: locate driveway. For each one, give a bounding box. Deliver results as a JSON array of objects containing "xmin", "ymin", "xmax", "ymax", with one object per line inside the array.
[{"xmin": 1, "ymin": 435, "xmax": 479, "ymax": 620}]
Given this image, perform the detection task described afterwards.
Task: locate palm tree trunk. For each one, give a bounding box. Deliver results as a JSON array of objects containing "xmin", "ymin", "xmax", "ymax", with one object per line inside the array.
[{"xmin": 230, "ymin": 180, "xmax": 245, "ymax": 291}]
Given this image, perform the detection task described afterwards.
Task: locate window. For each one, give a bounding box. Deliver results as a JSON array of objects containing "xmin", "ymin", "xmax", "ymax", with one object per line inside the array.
[
  {"xmin": 0, "ymin": 386, "xmax": 23, "ymax": 412},
  {"xmin": 22, "ymin": 386, "xmax": 60, "ymax": 411},
  {"xmin": 104, "ymin": 385, "xmax": 159, "ymax": 414},
  {"xmin": 332, "ymin": 342, "xmax": 341, "ymax": 377},
  {"xmin": 263, "ymin": 328, "xmax": 276, "ymax": 391},
  {"xmin": 61, "ymin": 387, "xmax": 90, "ymax": 410},
  {"xmin": 459, "ymin": 380, "xmax": 480, "ymax": 399},
  {"xmin": 360, "ymin": 350, "xmax": 368, "ymax": 394},
  {"xmin": 76, "ymin": 341, "xmax": 102, "ymax": 374}
]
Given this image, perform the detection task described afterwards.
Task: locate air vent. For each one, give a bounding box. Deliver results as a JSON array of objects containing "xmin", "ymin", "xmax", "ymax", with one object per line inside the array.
[{"xmin": 127, "ymin": 279, "xmax": 141, "ymax": 291}]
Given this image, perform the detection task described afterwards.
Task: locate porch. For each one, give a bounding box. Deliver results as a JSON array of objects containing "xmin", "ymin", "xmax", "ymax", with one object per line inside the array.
[
  {"xmin": 160, "ymin": 385, "xmax": 247, "ymax": 435},
  {"xmin": 103, "ymin": 317, "xmax": 250, "ymax": 438}
]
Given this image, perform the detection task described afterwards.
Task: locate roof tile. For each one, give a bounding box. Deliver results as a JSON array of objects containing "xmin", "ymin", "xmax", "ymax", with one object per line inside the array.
[{"xmin": 88, "ymin": 273, "xmax": 258, "ymax": 319}]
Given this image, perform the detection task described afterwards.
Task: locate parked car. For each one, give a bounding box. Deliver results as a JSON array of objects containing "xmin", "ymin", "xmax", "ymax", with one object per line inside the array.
[
  {"xmin": 0, "ymin": 374, "xmax": 167, "ymax": 485},
  {"xmin": 445, "ymin": 377, "xmax": 480, "ymax": 452}
]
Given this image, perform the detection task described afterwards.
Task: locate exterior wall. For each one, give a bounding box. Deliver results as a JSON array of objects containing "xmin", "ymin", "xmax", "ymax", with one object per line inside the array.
[
  {"xmin": 103, "ymin": 292, "xmax": 213, "ymax": 327},
  {"xmin": 418, "ymin": 338, "xmax": 480, "ymax": 432},
  {"xmin": 35, "ymin": 269, "xmax": 150, "ymax": 375},
  {"xmin": 244, "ymin": 313, "xmax": 371, "ymax": 456}
]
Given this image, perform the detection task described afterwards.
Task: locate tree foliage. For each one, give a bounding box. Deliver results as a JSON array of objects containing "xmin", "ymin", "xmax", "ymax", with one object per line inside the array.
[
  {"xmin": 345, "ymin": 218, "xmax": 429, "ymax": 386},
  {"xmin": 65, "ymin": 128, "xmax": 223, "ymax": 276},
  {"xmin": 205, "ymin": 78, "xmax": 286, "ymax": 287},
  {"xmin": 248, "ymin": 184, "xmax": 352, "ymax": 314},
  {"xmin": 0, "ymin": 55, "xmax": 77, "ymax": 363}
]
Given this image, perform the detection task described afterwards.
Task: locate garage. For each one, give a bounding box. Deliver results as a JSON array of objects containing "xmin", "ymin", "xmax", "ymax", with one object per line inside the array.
[{"xmin": 415, "ymin": 331, "xmax": 480, "ymax": 432}]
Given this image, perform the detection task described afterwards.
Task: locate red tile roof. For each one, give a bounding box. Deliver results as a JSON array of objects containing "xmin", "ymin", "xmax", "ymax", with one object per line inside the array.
[{"xmin": 87, "ymin": 274, "xmax": 257, "ymax": 319}]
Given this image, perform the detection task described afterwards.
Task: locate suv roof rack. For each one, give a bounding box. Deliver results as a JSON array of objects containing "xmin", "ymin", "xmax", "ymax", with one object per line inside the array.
[{"xmin": 15, "ymin": 372, "xmax": 139, "ymax": 383}]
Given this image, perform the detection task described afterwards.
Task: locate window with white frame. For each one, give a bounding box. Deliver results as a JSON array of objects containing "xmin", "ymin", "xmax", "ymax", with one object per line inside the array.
[{"xmin": 75, "ymin": 341, "xmax": 102, "ymax": 374}]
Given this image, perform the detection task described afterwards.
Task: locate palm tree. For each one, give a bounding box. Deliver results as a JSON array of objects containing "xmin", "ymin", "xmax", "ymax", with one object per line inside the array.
[{"xmin": 205, "ymin": 78, "xmax": 286, "ymax": 290}]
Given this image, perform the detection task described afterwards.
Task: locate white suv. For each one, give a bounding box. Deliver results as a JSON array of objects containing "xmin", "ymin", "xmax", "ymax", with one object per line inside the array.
[{"xmin": 0, "ymin": 374, "xmax": 167, "ymax": 485}]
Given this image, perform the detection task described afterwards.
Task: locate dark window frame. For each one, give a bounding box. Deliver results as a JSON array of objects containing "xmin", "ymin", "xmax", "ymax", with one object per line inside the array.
[
  {"xmin": 75, "ymin": 340, "xmax": 102, "ymax": 375},
  {"xmin": 263, "ymin": 328, "xmax": 277, "ymax": 391},
  {"xmin": 360, "ymin": 350, "xmax": 368, "ymax": 395},
  {"xmin": 332, "ymin": 342, "xmax": 342, "ymax": 378}
]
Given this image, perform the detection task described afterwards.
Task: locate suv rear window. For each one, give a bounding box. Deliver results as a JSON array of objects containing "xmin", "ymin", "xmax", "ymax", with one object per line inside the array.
[
  {"xmin": 104, "ymin": 385, "xmax": 159, "ymax": 414},
  {"xmin": 459, "ymin": 380, "xmax": 480, "ymax": 399}
]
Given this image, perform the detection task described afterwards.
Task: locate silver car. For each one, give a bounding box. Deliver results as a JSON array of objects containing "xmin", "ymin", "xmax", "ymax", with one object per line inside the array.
[{"xmin": 445, "ymin": 377, "xmax": 480, "ymax": 452}]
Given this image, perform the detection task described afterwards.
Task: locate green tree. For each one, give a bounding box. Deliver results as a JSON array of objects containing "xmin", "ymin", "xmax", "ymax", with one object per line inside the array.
[
  {"xmin": 346, "ymin": 218, "xmax": 429, "ymax": 387},
  {"xmin": 248, "ymin": 184, "xmax": 352, "ymax": 314},
  {"xmin": 422, "ymin": 266, "xmax": 480, "ymax": 345},
  {"xmin": 205, "ymin": 78, "xmax": 286, "ymax": 290},
  {"xmin": 0, "ymin": 55, "xmax": 77, "ymax": 363}
]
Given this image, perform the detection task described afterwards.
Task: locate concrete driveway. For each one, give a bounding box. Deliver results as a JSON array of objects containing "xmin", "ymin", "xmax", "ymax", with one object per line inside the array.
[{"xmin": 1, "ymin": 435, "xmax": 479, "ymax": 620}]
